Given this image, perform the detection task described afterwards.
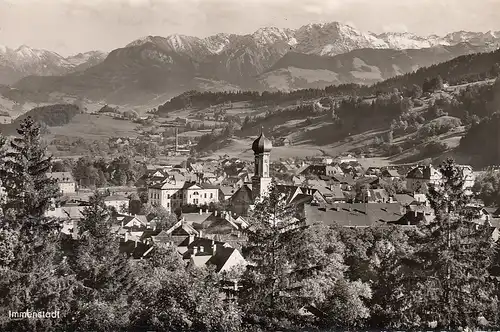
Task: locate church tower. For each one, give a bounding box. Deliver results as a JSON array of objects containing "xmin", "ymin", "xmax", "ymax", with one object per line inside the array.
[{"xmin": 251, "ymin": 128, "xmax": 272, "ymax": 201}]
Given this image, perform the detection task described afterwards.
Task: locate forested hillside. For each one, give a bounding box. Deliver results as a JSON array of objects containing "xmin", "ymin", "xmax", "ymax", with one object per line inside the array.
[{"xmin": 0, "ymin": 104, "xmax": 81, "ymax": 135}]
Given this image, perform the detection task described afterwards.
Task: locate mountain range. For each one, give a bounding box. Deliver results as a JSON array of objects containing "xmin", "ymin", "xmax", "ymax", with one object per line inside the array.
[
  {"xmin": 4, "ymin": 22, "xmax": 500, "ymax": 105},
  {"xmin": 0, "ymin": 45, "xmax": 107, "ymax": 85}
]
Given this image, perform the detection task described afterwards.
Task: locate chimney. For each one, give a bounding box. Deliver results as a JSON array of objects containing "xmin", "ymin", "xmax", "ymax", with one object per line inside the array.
[
  {"xmin": 205, "ymin": 209, "xmax": 208, "ymax": 214},
  {"xmin": 134, "ymin": 240, "xmax": 138, "ymax": 248},
  {"xmin": 192, "ymin": 247, "xmax": 198, "ymax": 255},
  {"xmin": 188, "ymin": 234, "xmax": 195, "ymax": 244},
  {"xmin": 414, "ymin": 210, "xmax": 418, "ymax": 218},
  {"xmin": 199, "ymin": 246, "xmax": 204, "ymax": 253},
  {"xmin": 121, "ymin": 221, "xmax": 124, "ymax": 227},
  {"xmin": 215, "ymin": 210, "xmax": 218, "ymax": 216},
  {"xmin": 72, "ymin": 220, "xmax": 79, "ymax": 240},
  {"xmin": 199, "ymin": 209, "xmax": 202, "ymax": 215},
  {"xmin": 124, "ymin": 232, "xmax": 129, "ymax": 242},
  {"xmin": 212, "ymin": 242, "xmax": 217, "ymax": 254}
]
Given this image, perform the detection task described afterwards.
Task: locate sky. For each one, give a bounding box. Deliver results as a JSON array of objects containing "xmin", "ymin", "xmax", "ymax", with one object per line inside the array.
[{"xmin": 0, "ymin": 0, "xmax": 499, "ymax": 56}]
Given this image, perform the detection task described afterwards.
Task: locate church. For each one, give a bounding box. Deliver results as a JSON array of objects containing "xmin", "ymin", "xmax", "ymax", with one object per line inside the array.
[{"xmin": 229, "ymin": 130, "xmax": 327, "ymax": 217}]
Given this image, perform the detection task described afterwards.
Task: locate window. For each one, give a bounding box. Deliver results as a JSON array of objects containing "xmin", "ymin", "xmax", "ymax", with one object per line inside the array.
[
  {"xmin": 204, "ymin": 193, "xmax": 207, "ymax": 198},
  {"xmin": 194, "ymin": 199, "xmax": 199, "ymax": 204},
  {"xmin": 210, "ymin": 193, "xmax": 213, "ymax": 199},
  {"xmin": 193, "ymin": 192, "xmax": 199, "ymax": 196},
  {"xmin": 167, "ymin": 194, "xmax": 171, "ymax": 198}
]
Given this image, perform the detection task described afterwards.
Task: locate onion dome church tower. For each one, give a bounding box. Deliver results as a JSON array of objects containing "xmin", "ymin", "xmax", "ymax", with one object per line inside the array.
[{"xmin": 251, "ymin": 128, "xmax": 272, "ymax": 200}]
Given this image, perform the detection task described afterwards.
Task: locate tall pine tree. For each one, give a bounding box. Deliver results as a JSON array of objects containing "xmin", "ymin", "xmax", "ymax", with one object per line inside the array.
[
  {"xmin": 63, "ymin": 192, "xmax": 134, "ymax": 331},
  {"xmin": 393, "ymin": 159, "xmax": 498, "ymax": 329},
  {"xmin": 0, "ymin": 117, "xmax": 60, "ymax": 220},
  {"xmin": 240, "ymin": 183, "xmax": 371, "ymax": 330}
]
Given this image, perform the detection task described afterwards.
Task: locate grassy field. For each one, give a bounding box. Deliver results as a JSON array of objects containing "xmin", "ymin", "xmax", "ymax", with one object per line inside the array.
[{"xmin": 48, "ymin": 114, "xmax": 140, "ymax": 139}]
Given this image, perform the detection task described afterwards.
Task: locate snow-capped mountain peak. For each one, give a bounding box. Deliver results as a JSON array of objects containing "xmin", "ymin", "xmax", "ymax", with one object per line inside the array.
[
  {"xmin": 126, "ymin": 35, "xmax": 159, "ymax": 48},
  {"xmin": 252, "ymin": 27, "xmax": 293, "ymax": 45}
]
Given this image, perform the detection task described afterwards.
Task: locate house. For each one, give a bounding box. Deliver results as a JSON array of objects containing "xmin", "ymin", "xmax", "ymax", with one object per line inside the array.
[
  {"xmin": 45, "ymin": 202, "xmax": 88, "ymax": 220},
  {"xmin": 381, "ymin": 169, "xmax": 401, "ymax": 180},
  {"xmin": 393, "ymin": 194, "xmax": 416, "ymax": 207},
  {"xmin": 153, "ymin": 221, "xmax": 200, "ymax": 245},
  {"xmin": 457, "ymin": 165, "xmax": 475, "ymax": 195},
  {"xmin": 331, "ymin": 175, "xmax": 356, "ymax": 191},
  {"xmin": 229, "ymin": 184, "xmax": 254, "ymax": 217},
  {"xmin": 120, "ymin": 240, "xmax": 154, "ymax": 260},
  {"xmin": 275, "ymin": 137, "xmax": 292, "ymax": 146},
  {"xmin": 363, "ymin": 189, "xmax": 391, "ymax": 203},
  {"xmin": 328, "ymin": 185, "xmax": 347, "ymax": 203},
  {"xmin": 406, "ymin": 164, "xmax": 474, "ymax": 194},
  {"xmin": 180, "ymin": 209, "xmax": 213, "ymax": 226},
  {"xmin": 46, "ymin": 172, "xmax": 76, "ymax": 194},
  {"xmin": 148, "ymin": 179, "xmax": 187, "ymax": 213},
  {"xmin": 219, "ymin": 186, "xmax": 236, "ymax": 201},
  {"xmin": 180, "ymin": 237, "xmax": 247, "ymax": 273},
  {"xmin": 184, "ymin": 183, "xmax": 219, "ymax": 206},
  {"xmin": 193, "ymin": 210, "xmax": 248, "ymax": 237},
  {"xmin": 335, "ymin": 154, "xmax": 357, "ymax": 164},
  {"xmin": 405, "ymin": 165, "xmax": 443, "ymax": 193},
  {"xmin": 300, "ymin": 165, "xmax": 344, "ymax": 177},
  {"xmin": 104, "ymin": 195, "xmax": 129, "ymax": 213},
  {"xmin": 115, "ymin": 214, "xmax": 158, "ymax": 230}
]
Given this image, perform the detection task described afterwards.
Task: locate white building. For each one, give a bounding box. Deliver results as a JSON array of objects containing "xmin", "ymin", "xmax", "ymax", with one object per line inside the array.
[
  {"xmin": 406, "ymin": 164, "xmax": 475, "ymax": 194},
  {"xmin": 46, "ymin": 172, "xmax": 76, "ymax": 194},
  {"xmin": 184, "ymin": 183, "xmax": 219, "ymax": 206},
  {"xmin": 406, "ymin": 165, "xmax": 443, "ymax": 193},
  {"xmin": 148, "ymin": 180, "xmax": 219, "ymax": 213},
  {"xmin": 104, "ymin": 195, "xmax": 130, "ymax": 213},
  {"xmin": 148, "ymin": 179, "xmax": 187, "ymax": 213}
]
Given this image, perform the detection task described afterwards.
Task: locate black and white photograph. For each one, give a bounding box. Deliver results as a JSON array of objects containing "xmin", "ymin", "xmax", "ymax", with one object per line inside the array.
[{"xmin": 0, "ymin": 0, "xmax": 500, "ymax": 331}]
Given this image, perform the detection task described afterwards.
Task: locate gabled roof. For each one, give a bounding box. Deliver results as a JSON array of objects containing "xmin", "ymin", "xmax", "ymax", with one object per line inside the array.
[
  {"xmin": 367, "ymin": 189, "xmax": 390, "ymax": 202},
  {"xmin": 119, "ymin": 240, "xmax": 154, "ymax": 259},
  {"xmin": 194, "ymin": 212, "xmax": 241, "ymax": 233},
  {"xmin": 329, "ymin": 185, "xmax": 346, "ymax": 200},
  {"xmin": 199, "ymin": 183, "xmax": 219, "ymax": 190},
  {"xmin": 181, "ymin": 212, "xmax": 212, "ymax": 225},
  {"xmin": 382, "ymin": 169, "xmax": 401, "ymax": 177},
  {"xmin": 179, "ymin": 237, "xmax": 227, "ymax": 253},
  {"xmin": 46, "ymin": 172, "xmax": 75, "ymax": 183},
  {"xmin": 331, "ymin": 175, "xmax": 355, "ymax": 186},
  {"xmin": 276, "ymin": 185, "xmax": 302, "ymax": 205},
  {"xmin": 219, "ymin": 186, "xmax": 236, "ymax": 196},
  {"xmin": 207, "ymin": 247, "xmax": 240, "ymax": 273},
  {"xmin": 149, "ymin": 180, "xmax": 187, "ymax": 190},
  {"xmin": 394, "ymin": 194, "xmax": 415, "ymax": 206},
  {"xmin": 305, "ymin": 203, "xmax": 403, "ymax": 227},
  {"xmin": 167, "ymin": 221, "xmax": 198, "ymax": 237}
]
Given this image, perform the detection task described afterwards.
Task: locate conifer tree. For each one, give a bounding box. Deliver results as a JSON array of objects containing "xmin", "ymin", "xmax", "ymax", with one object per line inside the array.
[
  {"xmin": 393, "ymin": 159, "xmax": 498, "ymax": 329},
  {"xmin": 0, "ymin": 117, "xmax": 60, "ymax": 220},
  {"xmin": 240, "ymin": 183, "xmax": 371, "ymax": 329},
  {"xmin": 64, "ymin": 192, "xmax": 133, "ymax": 331}
]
